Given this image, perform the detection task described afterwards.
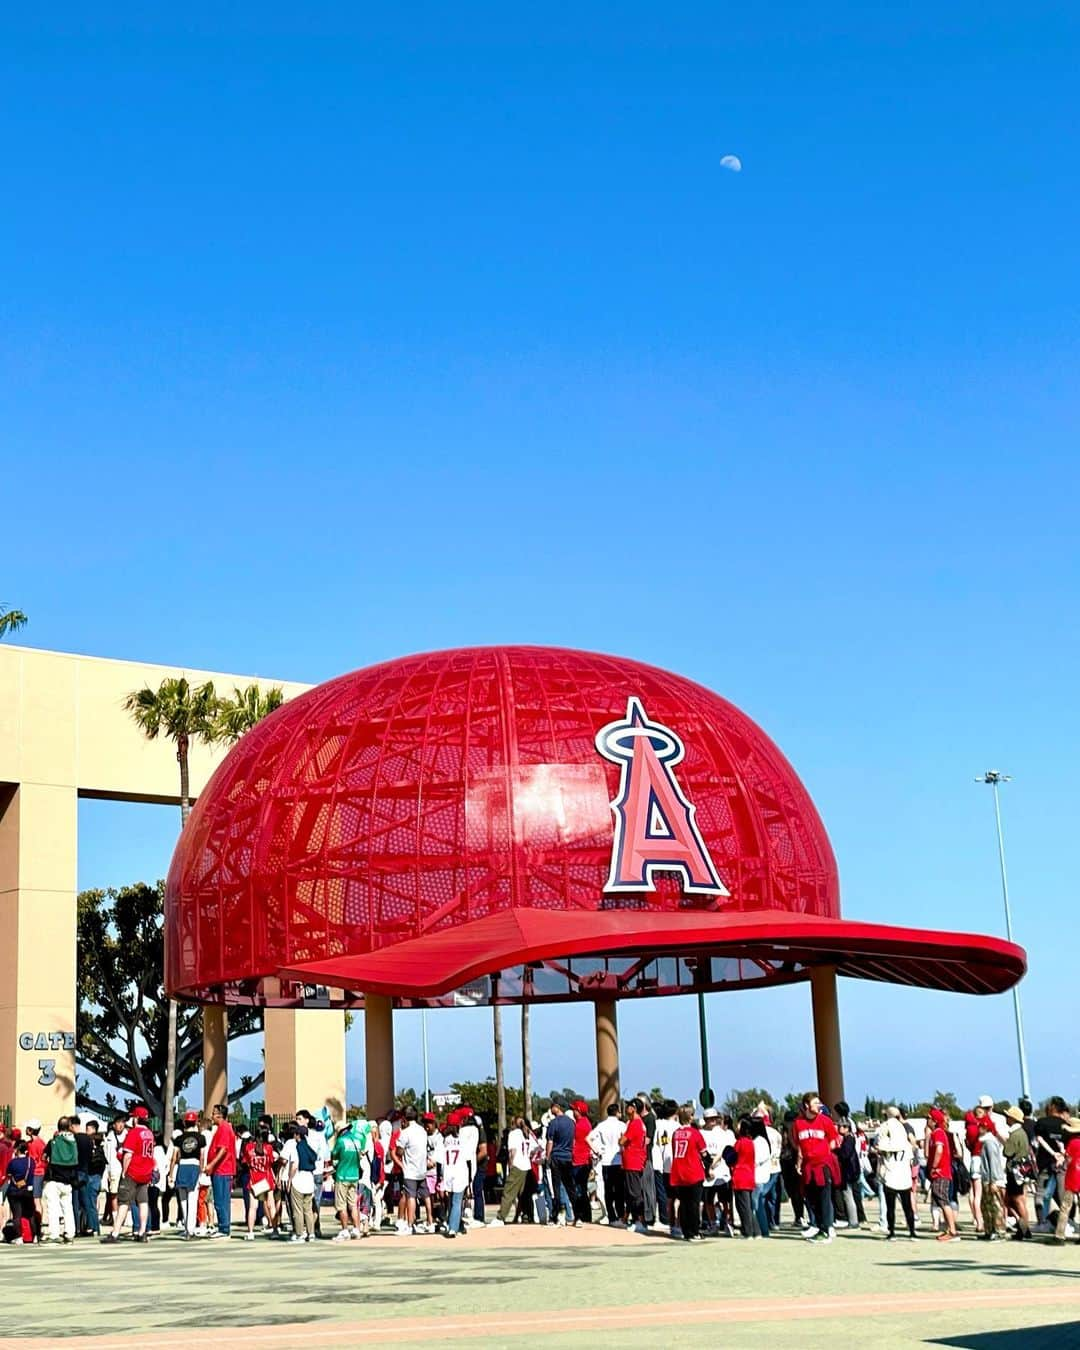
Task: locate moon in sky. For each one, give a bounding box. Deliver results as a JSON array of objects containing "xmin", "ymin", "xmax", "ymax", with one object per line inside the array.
[{"xmin": 720, "ymin": 155, "xmax": 742, "ymax": 173}]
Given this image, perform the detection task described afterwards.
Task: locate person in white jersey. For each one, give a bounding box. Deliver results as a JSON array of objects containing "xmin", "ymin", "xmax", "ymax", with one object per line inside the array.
[
  {"xmin": 587, "ymin": 1105, "xmax": 625, "ymax": 1224},
  {"xmin": 489, "ymin": 1117, "xmax": 532, "ymax": 1225}
]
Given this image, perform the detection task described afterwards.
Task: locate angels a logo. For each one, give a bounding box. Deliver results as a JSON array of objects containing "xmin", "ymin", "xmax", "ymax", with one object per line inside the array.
[{"xmin": 595, "ymin": 697, "xmax": 729, "ymax": 898}]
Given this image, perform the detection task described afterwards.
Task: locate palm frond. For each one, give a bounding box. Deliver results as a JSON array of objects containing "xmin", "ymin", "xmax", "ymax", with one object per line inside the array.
[{"xmin": 0, "ymin": 606, "xmax": 28, "ymax": 639}]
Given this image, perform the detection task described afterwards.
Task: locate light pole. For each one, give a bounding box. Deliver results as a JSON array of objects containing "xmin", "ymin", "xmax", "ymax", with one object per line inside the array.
[
  {"xmin": 975, "ymin": 771, "xmax": 1031, "ymax": 1100},
  {"xmin": 421, "ymin": 1009, "xmax": 431, "ymax": 1112},
  {"xmin": 697, "ymin": 990, "xmax": 713, "ymax": 1109}
]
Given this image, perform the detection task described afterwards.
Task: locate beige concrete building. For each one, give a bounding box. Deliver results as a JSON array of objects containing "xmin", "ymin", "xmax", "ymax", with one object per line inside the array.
[{"xmin": 0, "ymin": 643, "xmax": 346, "ymax": 1127}]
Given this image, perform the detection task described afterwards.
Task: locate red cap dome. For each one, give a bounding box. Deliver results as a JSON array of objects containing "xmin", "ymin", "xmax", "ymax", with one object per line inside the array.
[{"xmin": 166, "ymin": 645, "xmax": 1024, "ymax": 1007}]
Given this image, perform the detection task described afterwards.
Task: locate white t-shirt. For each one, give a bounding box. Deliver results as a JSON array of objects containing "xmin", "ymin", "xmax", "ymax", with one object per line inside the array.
[
  {"xmin": 588, "ymin": 1116, "xmax": 624, "ymax": 1167},
  {"xmin": 441, "ymin": 1136, "xmax": 469, "ymax": 1192},
  {"xmin": 281, "ymin": 1139, "xmax": 315, "ymax": 1195},
  {"xmin": 654, "ymin": 1116, "xmax": 678, "ymax": 1173},
  {"xmin": 507, "ymin": 1127, "xmax": 532, "ymax": 1172},
  {"xmin": 426, "ymin": 1132, "xmax": 445, "ymax": 1171},
  {"xmin": 399, "ymin": 1122, "xmax": 428, "ymax": 1181},
  {"xmin": 700, "ymin": 1126, "xmax": 727, "ymax": 1185},
  {"xmin": 766, "ymin": 1124, "xmax": 783, "ymax": 1174},
  {"xmin": 753, "ymin": 1135, "xmax": 771, "ymax": 1185},
  {"xmin": 458, "ymin": 1122, "xmax": 480, "ymax": 1169},
  {"xmin": 103, "ymin": 1130, "xmax": 123, "ymax": 1179}
]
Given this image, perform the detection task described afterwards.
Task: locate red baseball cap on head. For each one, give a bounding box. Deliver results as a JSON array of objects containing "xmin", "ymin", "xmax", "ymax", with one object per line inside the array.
[
  {"xmin": 130, "ymin": 1105, "xmax": 150, "ymax": 1120},
  {"xmin": 183, "ymin": 1110, "xmax": 200, "ymax": 1123},
  {"xmin": 572, "ymin": 1100, "xmax": 590, "ymax": 1115},
  {"xmin": 928, "ymin": 1107, "xmax": 947, "ymax": 1126},
  {"xmin": 422, "ymin": 1112, "xmax": 436, "ymax": 1122}
]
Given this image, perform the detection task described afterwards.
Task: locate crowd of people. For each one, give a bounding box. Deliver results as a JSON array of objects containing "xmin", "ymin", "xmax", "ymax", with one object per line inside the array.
[{"xmin": 2, "ymin": 1090, "xmax": 1078, "ymax": 1249}]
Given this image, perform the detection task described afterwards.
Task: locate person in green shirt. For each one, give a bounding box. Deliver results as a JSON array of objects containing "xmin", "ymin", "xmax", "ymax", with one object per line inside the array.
[{"xmin": 329, "ymin": 1119, "xmax": 373, "ymax": 1239}]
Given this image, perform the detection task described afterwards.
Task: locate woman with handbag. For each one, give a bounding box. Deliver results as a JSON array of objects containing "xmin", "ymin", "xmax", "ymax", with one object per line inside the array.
[
  {"xmin": 242, "ymin": 1128, "xmax": 280, "ymax": 1240},
  {"xmin": 1002, "ymin": 1106, "xmax": 1034, "ymax": 1240},
  {"xmin": 4, "ymin": 1140, "xmax": 39, "ymax": 1244}
]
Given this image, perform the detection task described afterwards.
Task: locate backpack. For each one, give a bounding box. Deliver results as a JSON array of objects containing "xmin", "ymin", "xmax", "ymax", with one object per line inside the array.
[
  {"xmin": 49, "ymin": 1133, "xmax": 78, "ymax": 1169},
  {"xmin": 952, "ymin": 1153, "xmax": 972, "ymax": 1196},
  {"xmin": 89, "ymin": 1140, "xmax": 107, "ymax": 1174},
  {"xmin": 296, "ymin": 1135, "xmax": 318, "ymax": 1173}
]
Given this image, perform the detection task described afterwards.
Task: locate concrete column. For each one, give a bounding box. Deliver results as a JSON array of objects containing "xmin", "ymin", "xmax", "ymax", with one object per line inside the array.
[
  {"xmin": 810, "ymin": 966, "xmax": 845, "ymax": 1108},
  {"xmin": 594, "ymin": 998, "xmax": 620, "ymax": 1114},
  {"xmin": 202, "ymin": 1006, "xmax": 228, "ymax": 1112},
  {"xmin": 364, "ymin": 994, "xmax": 395, "ymax": 1116},
  {"xmin": 264, "ymin": 1007, "xmax": 347, "ymax": 1121},
  {"xmin": 0, "ymin": 782, "xmax": 78, "ymax": 1125}
]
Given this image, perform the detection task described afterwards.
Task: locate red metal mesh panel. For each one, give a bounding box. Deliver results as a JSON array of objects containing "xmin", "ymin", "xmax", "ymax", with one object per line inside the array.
[{"xmin": 166, "ymin": 645, "xmax": 838, "ymax": 1002}]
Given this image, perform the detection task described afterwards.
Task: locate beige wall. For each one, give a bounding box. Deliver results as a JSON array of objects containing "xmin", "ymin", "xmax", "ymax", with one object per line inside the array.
[
  {"xmin": 0, "ymin": 643, "xmax": 309, "ymax": 802},
  {"xmin": 0, "ymin": 643, "xmax": 351, "ymax": 1127}
]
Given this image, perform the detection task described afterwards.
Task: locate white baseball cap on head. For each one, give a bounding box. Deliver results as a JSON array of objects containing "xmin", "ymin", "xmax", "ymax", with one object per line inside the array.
[
  {"xmin": 25, "ymin": 1118, "xmax": 41, "ymax": 1132},
  {"xmin": 977, "ymin": 1095, "xmax": 994, "ymax": 1109}
]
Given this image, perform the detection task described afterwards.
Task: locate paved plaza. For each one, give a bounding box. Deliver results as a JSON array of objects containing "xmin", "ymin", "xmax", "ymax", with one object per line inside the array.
[{"xmin": 3, "ymin": 1217, "xmax": 1079, "ymax": 1349}]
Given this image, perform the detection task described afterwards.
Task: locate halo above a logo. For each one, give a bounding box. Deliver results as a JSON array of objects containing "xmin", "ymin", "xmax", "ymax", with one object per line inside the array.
[{"xmin": 595, "ymin": 697, "xmax": 729, "ymax": 898}]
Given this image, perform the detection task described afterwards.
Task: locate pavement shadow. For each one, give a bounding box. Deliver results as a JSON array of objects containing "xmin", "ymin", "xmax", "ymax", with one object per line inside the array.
[
  {"xmin": 927, "ymin": 1323, "xmax": 1080, "ymax": 1349},
  {"xmin": 897, "ymin": 1259, "xmax": 1080, "ymax": 1282}
]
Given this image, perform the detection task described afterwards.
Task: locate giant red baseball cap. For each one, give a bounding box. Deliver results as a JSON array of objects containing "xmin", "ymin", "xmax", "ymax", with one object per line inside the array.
[{"xmin": 169, "ymin": 647, "xmax": 1027, "ymax": 1011}]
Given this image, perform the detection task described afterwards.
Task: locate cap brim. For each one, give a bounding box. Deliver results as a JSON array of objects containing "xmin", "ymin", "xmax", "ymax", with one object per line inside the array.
[{"xmin": 280, "ymin": 908, "xmax": 1025, "ymax": 1002}]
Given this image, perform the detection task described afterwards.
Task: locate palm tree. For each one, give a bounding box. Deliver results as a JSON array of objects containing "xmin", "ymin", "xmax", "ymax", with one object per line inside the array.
[
  {"xmin": 124, "ymin": 677, "xmax": 219, "ymax": 1138},
  {"xmin": 0, "ymin": 606, "xmax": 28, "ymax": 640},
  {"xmin": 125, "ymin": 678, "xmax": 219, "ymax": 827},
  {"xmin": 211, "ymin": 683, "xmax": 285, "ymax": 744}
]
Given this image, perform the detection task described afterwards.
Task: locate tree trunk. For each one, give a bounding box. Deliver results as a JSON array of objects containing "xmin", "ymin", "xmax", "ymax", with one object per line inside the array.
[
  {"xmin": 521, "ymin": 1001, "xmax": 532, "ymax": 1123},
  {"xmin": 493, "ymin": 1000, "xmax": 506, "ymax": 1143},
  {"xmin": 163, "ymin": 737, "xmax": 191, "ymax": 1140}
]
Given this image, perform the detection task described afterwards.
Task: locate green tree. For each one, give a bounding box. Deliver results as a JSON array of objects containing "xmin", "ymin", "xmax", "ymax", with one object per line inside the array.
[
  {"xmin": 450, "ymin": 1079, "xmax": 530, "ymax": 1125},
  {"xmin": 211, "ymin": 684, "xmax": 285, "ymax": 744},
  {"xmin": 124, "ymin": 676, "xmax": 220, "ymax": 1138},
  {"xmin": 0, "ymin": 605, "xmax": 28, "ymax": 639},
  {"xmin": 722, "ymin": 1087, "xmax": 780, "ymax": 1121},
  {"xmin": 76, "ymin": 882, "xmax": 262, "ymax": 1119},
  {"xmin": 929, "ymin": 1090, "xmax": 962, "ymax": 1120}
]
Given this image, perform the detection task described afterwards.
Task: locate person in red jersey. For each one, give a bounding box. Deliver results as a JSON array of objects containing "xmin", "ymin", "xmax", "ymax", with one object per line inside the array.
[
  {"xmin": 619, "ymin": 1099, "xmax": 649, "ymax": 1233},
  {"xmin": 669, "ymin": 1105, "xmax": 708, "ymax": 1242},
  {"xmin": 1052, "ymin": 1118, "xmax": 1080, "ymax": 1245},
  {"xmin": 732, "ymin": 1118, "xmax": 759, "ymax": 1238},
  {"xmin": 105, "ymin": 1105, "xmax": 155, "ymax": 1242},
  {"xmin": 926, "ymin": 1108, "xmax": 959, "ymax": 1242},
  {"xmin": 571, "ymin": 1101, "xmax": 593, "ymax": 1225},
  {"xmin": 241, "ymin": 1128, "xmax": 278, "ymax": 1240},
  {"xmin": 24, "ymin": 1120, "xmax": 47, "ymax": 1220},
  {"xmin": 205, "ymin": 1103, "xmax": 238, "ymax": 1240},
  {"xmin": 793, "ymin": 1093, "xmax": 840, "ymax": 1243}
]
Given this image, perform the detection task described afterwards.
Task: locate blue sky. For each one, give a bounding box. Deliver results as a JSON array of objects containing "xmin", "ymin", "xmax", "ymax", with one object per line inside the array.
[{"xmin": 5, "ymin": 3, "xmax": 1079, "ymax": 1109}]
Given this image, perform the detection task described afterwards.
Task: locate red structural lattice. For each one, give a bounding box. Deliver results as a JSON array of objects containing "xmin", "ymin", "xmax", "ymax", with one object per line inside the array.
[{"xmin": 166, "ymin": 646, "xmax": 1025, "ymax": 1006}]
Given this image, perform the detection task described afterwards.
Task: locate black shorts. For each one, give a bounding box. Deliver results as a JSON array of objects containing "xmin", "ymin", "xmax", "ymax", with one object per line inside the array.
[{"xmin": 118, "ymin": 1175, "xmax": 149, "ymax": 1207}]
